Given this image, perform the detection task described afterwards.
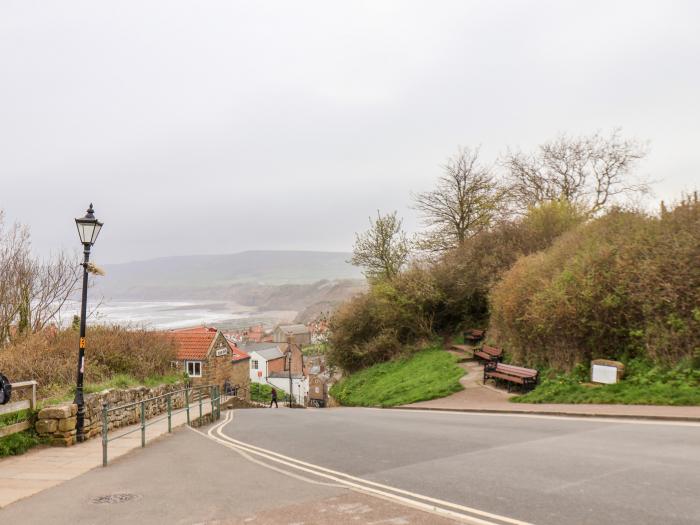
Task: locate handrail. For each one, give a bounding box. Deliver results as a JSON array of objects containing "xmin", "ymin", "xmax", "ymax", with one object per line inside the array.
[
  {"xmin": 105, "ymin": 384, "xmax": 214, "ymax": 413},
  {"xmin": 101, "ymin": 384, "xmax": 223, "ymax": 466}
]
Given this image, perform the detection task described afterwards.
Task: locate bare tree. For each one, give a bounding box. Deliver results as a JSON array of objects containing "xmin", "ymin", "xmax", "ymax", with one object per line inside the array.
[
  {"xmin": 502, "ymin": 130, "xmax": 648, "ymax": 215},
  {"xmin": 351, "ymin": 211, "xmax": 410, "ymax": 281},
  {"xmin": 0, "ymin": 211, "xmax": 80, "ymax": 345},
  {"xmin": 413, "ymin": 147, "xmax": 504, "ymax": 253}
]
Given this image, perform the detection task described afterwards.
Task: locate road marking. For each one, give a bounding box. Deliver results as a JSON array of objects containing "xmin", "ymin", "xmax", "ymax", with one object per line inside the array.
[
  {"xmin": 197, "ymin": 410, "xmax": 534, "ymax": 525},
  {"xmin": 369, "ymin": 407, "xmax": 700, "ymax": 427}
]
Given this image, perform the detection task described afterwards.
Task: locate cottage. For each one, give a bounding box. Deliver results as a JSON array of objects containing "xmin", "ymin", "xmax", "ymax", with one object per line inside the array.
[
  {"xmin": 244, "ymin": 342, "xmax": 285, "ymax": 384},
  {"xmin": 171, "ymin": 327, "xmax": 250, "ymax": 396}
]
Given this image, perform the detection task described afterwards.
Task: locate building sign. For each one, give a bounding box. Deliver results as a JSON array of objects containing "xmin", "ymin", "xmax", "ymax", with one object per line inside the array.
[
  {"xmin": 215, "ymin": 347, "xmax": 228, "ymax": 357},
  {"xmin": 591, "ymin": 364, "xmax": 618, "ymax": 384}
]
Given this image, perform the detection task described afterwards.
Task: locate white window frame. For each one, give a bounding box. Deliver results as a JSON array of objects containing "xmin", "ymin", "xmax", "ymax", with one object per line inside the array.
[
  {"xmin": 251, "ymin": 359, "xmax": 259, "ymax": 370},
  {"xmin": 185, "ymin": 361, "xmax": 202, "ymax": 377}
]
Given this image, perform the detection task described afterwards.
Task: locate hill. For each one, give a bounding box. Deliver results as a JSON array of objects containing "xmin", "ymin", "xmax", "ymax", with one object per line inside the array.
[{"xmin": 95, "ymin": 250, "xmax": 363, "ymax": 300}]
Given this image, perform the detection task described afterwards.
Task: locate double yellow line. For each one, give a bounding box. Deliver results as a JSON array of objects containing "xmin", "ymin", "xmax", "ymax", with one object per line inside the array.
[{"xmin": 197, "ymin": 410, "xmax": 534, "ymax": 525}]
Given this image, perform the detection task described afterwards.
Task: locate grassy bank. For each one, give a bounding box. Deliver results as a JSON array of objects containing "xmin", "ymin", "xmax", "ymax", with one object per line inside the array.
[
  {"xmin": 330, "ymin": 348, "xmax": 464, "ymax": 407},
  {"xmin": 513, "ymin": 359, "xmax": 700, "ymax": 405}
]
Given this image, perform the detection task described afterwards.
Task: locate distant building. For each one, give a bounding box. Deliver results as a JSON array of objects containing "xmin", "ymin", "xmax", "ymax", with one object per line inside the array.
[{"xmin": 273, "ymin": 324, "xmax": 311, "ymax": 346}]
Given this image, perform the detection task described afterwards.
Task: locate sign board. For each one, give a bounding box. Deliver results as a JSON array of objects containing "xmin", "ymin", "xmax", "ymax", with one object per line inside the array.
[
  {"xmin": 591, "ymin": 364, "xmax": 618, "ymax": 384},
  {"xmin": 215, "ymin": 347, "xmax": 228, "ymax": 357}
]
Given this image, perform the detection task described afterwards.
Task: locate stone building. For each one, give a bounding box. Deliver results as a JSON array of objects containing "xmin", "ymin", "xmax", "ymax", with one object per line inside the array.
[
  {"xmin": 273, "ymin": 324, "xmax": 311, "ymax": 346},
  {"xmin": 171, "ymin": 327, "xmax": 250, "ymax": 396}
]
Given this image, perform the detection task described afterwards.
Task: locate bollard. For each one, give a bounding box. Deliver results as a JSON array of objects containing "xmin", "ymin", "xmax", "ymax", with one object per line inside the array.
[
  {"xmin": 101, "ymin": 402, "xmax": 109, "ymax": 467},
  {"xmin": 167, "ymin": 393, "xmax": 172, "ymax": 433},
  {"xmin": 140, "ymin": 400, "xmax": 146, "ymax": 448},
  {"xmin": 185, "ymin": 387, "xmax": 190, "ymax": 426}
]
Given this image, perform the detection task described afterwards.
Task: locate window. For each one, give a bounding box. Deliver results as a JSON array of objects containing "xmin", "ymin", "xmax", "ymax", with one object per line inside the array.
[
  {"xmin": 185, "ymin": 361, "xmax": 202, "ymax": 377},
  {"xmin": 251, "ymin": 359, "xmax": 259, "ymax": 370}
]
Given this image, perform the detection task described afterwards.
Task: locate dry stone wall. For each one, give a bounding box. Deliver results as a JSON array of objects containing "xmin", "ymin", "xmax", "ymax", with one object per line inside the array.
[{"xmin": 35, "ymin": 382, "xmax": 189, "ymax": 446}]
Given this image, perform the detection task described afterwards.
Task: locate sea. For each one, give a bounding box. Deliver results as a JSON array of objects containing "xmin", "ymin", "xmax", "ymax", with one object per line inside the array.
[{"xmin": 59, "ymin": 300, "xmax": 296, "ymax": 331}]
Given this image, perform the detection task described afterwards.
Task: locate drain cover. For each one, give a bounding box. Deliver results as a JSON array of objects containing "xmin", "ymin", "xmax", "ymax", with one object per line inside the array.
[{"xmin": 92, "ymin": 493, "xmax": 141, "ymax": 504}]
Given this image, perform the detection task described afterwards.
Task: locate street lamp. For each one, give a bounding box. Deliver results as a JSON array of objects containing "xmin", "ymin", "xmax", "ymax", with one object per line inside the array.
[{"xmin": 74, "ymin": 203, "xmax": 103, "ymax": 442}]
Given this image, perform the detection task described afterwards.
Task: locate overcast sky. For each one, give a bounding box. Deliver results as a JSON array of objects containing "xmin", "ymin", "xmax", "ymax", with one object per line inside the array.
[{"xmin": 1, "ymin": 1, "xmax": 698, "ymax": 264}]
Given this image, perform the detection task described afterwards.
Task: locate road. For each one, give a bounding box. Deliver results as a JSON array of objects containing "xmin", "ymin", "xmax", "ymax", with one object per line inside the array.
[
  {"xmin": 219, "ymin": 407, "xmax": 700, "ymax": 525},
  {"xmin": 1, "ymin": 407, "xmax": 698, "ymax": 524}
]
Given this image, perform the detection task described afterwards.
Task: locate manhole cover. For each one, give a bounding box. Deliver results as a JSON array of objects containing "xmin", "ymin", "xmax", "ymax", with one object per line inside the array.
[{"xmin": 92, "ymin": 493, "xmax": 141, "ymax": 504}]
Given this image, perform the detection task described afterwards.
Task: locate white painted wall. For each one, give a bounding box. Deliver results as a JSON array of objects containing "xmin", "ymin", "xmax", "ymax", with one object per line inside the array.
[
  {"xmin": 248, "ymin": 350, "xmax": 271, "ymax": 384},
  {"xmin": 267, "ymin": 376, "xmax": 309, "ymax": 405}
]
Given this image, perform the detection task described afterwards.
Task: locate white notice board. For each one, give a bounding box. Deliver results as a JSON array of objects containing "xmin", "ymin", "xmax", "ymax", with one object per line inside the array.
[{"xmin": 591, "ymin": 364, "xmax": 618, "ymax": 384}]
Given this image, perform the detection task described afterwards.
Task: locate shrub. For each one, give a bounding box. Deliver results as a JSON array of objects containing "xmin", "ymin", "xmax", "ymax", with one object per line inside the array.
[
  {"xmin": 490, "ymin": 197, "xmax": 700, "ymax": 369},
  {"xmin": 0, "ymin": 326, "xmax": 177, "ymax": 399}
]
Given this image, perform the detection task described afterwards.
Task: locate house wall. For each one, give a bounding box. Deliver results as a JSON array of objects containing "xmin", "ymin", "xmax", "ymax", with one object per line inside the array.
[
  {"xmin": 248, "ymin": 351, "xmax": 267, "ymax": 384},
  {"xmin": 266, "ymin": 356, "xmax": 286, "ymax": 375},
  {"xmin": 186, "ymin": 333, "xmax": 250, "ymax": 399},
  {"xmin": 267, "ymin": 376, "xmax": 308, "ymax": 405}
]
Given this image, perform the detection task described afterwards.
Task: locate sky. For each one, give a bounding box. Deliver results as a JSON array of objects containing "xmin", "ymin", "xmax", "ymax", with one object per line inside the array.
[{"xmin": 1, "ymin": 0, "xmax": 698, "ymax": 264}]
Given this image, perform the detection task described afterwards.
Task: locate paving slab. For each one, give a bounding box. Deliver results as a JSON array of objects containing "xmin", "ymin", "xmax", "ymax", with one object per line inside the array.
[{"xmin": 0, "ymin": 398, "xmax": 219, "ymax": 508}]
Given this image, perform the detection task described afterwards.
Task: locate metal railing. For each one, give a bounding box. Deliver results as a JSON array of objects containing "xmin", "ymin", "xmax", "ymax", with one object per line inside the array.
[{"xmin": 101, "ymin": 384, "xmax": 226, "ymax": 466}]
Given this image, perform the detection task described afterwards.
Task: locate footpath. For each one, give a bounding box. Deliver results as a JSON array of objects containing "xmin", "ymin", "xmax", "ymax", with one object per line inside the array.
[
  {"xmin": 0, "ymin": 398, "xmax": 218, "ymax": 508},
  {"xmin": 402, "ymin": 352, "xmax": 700, "ymax": 422}
]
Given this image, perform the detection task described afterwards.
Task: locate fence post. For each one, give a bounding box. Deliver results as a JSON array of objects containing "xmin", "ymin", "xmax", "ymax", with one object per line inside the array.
[
  {"xmin": 140, "ymin": 400, "xmax": 146, "ymax": 448},
  {"xmin": 101, "ymin": 402, "xmax": 109, "ymax": 467},
  {"xmin": 210, "ymin": 386, "xmax": 215, "ymax": 422},
  {"xmin": 215, "ymin": 386, "xmax": 220, "ymax": 420},
  {"xmin": 30, "ymin": 381, "xmax": 36, "ymax": 411},
  {"xmin": 198, "ymin": 389, "xmax": 203, "ymax": 424},
  {"xmin": 167, "ymin": 393, "xmax": 172, "ymax": 433},
  {"xmin": 185, "ymin": 387, "xmax": 190, "ymax": 426}
]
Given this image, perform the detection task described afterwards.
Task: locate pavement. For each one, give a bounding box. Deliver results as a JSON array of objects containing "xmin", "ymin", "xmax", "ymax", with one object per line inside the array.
[
  {"xmin": 0, "ymin": 397, "xmax": 218, "ymax": 508},
  {"xmin": 404, "ymin": 353, "xmax": 700, "ymax": 422}
]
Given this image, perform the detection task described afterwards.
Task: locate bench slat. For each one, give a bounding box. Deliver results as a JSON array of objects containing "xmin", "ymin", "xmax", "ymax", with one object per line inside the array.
[{"xmin": 485, "ymin": 371, "xmax": 525, "ymax": 384}]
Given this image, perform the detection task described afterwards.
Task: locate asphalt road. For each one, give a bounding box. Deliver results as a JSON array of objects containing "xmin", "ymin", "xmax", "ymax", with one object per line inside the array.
[
  {"xmin": 0, "ymin": 425, "xmax": 457, "ymax": 525},
  {"xmin": 221, "ymin": 407, "xmax": 700, "ymax": 525}
]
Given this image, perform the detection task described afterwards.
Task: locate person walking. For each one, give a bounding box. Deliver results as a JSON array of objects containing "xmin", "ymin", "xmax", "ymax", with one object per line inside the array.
[{"xmin": 269, "ymin": 387, "xmax": 278, "ymax": 408}]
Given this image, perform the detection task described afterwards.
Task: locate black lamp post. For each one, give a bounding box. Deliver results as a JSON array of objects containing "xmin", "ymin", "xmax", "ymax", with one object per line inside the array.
[{"xmin": 74, "ymin": 204, "xmax": 103, "ymax": 442}]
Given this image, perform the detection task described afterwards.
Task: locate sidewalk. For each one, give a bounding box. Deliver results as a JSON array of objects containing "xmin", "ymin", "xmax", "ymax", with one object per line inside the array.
[
  {"xmin": 403, "ymin": 360, "xmax": 700, "ymax": 422},
  {"xmin": 0, "ymin": 398, "xmax": 217, "ymax": 508}
]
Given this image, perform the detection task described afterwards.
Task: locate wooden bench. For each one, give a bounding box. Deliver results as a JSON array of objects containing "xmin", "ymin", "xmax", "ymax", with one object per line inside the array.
[
  {"xmin": 464, "ymin": 329, "xmax": 485, "ymax": 343},
  {"xmin": 473, "ymin": 344, "xmax": 503, "ymax": 362},
  {"xmin": 483, "ymin": 362, "xmax": 538, "ymax": 392}
]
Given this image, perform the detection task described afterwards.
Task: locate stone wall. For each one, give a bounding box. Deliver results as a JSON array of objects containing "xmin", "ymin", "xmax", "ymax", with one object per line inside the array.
[{"xmin": 35, "ymin": 382, "xmax": 188, "ymax": 446}]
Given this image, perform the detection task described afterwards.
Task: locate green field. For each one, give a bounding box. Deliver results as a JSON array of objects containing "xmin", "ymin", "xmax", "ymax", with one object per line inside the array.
[{"xmin": 330, "ymin": 348, "xmax": 464, "ymax": 407}]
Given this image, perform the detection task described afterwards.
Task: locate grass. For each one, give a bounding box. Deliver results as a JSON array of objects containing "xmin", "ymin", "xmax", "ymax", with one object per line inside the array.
[
  {"xmin": 37, "ymin": 373, "xmax": 184, "ymax": 408},
  {"xmin": 302, "ymin": 343, "xmax": 329, "ymax": 356},
  {"xmin": 330, "ymin": 347, "xmax": 465, "ymax": 407},
  {"xmin": 512, "ymin": 359, "xmax": 700, "ymax": 405},
  {"xmin": 0, "ymin": 431, "xmax": 43, "ymax": 457},
  {"xmin": 0, "ymin": 409, "xmax": 32, "ymax": 428},
  {"xmin": 250, "ymin": 383, "xmax": 289, "ymax": 404}
]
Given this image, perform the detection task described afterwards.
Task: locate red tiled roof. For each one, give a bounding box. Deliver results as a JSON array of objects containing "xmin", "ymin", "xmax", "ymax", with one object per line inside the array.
[
  {"xmin": 172, "ymin": 331, "xmax": 216, "ymax": 361},
  {"xmin": 231, "ymin": 345, "xmax": 250, "ymax": 362}
]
